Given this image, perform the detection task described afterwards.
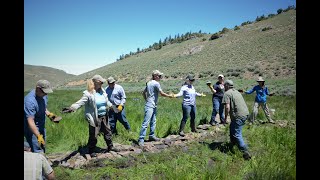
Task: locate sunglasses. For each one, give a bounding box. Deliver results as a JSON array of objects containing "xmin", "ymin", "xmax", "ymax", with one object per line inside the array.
[{"xmin": 40, "ymin": 88, "xmax": 47, "ymax": 94}]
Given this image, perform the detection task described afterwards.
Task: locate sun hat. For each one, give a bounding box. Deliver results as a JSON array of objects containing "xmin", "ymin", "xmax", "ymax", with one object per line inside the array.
[{"xmin": 257, "ymin": 77, "xmax": 265, "ymax": 82}]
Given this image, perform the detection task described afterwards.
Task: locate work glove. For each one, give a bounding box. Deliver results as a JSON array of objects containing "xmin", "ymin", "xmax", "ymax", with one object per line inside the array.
[
  {"xmin": 47, "ymin": 112, "xmax": 62, "ymax": 123},
  {"xmin": 37, "ymin": 134, "xmax": 45, "ymax": 146},
  {"xmin": 206, "ymin": 81, "xmax": 212, "ymax": 86},
  {"xmin": 117, "ymin": 105, "xmax": 123, "ymax": 112},
  {"xmin": 61, "ymin": 107, "xmax": 74, "ymax": 113},
  {"xmin": 201, "ymin": 92, "xmax": 206, "ymax": 97}
]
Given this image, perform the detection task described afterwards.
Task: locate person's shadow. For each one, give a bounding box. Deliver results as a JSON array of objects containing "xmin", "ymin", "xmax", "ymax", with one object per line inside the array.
[{"xmin": 199, "ymin": 141, "xmax": 235, "ymax": 154}]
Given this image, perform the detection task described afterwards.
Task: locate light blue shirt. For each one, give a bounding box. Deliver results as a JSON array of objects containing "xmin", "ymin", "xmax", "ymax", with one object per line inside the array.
[
  {"xmin": 95, "ymin": 91, "xmax": 107, "ymax": 116},
  {"xmin": 175, "ymin": 84, "xmax": 201, "ymax": 106},
  {"xmin": 105, "ymin": 84, "xmax": 126, "ymax": 106},
  {"xmin": 145, "ymin": 80, "xmax": 162, "ymax": 108}
]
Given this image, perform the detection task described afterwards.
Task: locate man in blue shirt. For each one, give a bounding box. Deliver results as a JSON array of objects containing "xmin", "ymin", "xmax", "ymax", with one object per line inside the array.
[
  {"xmin": 24, "ymin": 80, "xmax": 54, "ymax": 153},
  {"xmin": 106, "ymin": 76, "xmax": 131, "ymax": 135},
  {"xmin": 137, "ymin": 70, "xmax": 173, "ymax": 146},
  {"xmin": 243, "ymin": 77, "xmax": 275, "ymax": 124}
]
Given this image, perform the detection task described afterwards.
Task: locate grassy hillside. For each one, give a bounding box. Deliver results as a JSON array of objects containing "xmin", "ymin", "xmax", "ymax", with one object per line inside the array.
[
  {"xmin": 24, "ymin": 64, "xmax": 76, "ymax": 91},
  {"xmin": 60, "ymin": 10, "xmax": 295, "ymax": 95}
]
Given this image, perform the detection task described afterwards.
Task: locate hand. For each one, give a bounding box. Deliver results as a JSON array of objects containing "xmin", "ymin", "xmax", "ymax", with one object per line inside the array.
[
  {"xmin": 201, "ymin": 92, "xmax": 206, "ymax": 97},
  {"xmin": 37, "ymin": 134, "xmax": 45, "ymax": 146},
  {"xmin": 61, "ymin": 107, "xmax": 74, "ymax": 113},
  {"xmin": 206, "ymin": 81, "xmax": 212, "ymax": 86},
  {"xmin": 47, "ymin": 112, "xmax": 56, "ymax": 121},
  {"xmin": 269, "ymin": 93, "xmax": 275, "ymax": 96},
  {"xmin": 168, "ymin": 93, "xmax": 175, "ymax": 98},
  {"xmin": 238, "ymin": 89, "xmax": 244, "ymax": 93},
  {"xmin": 117, "ymin": 105, "xmax": 123, "ymax": 112}
]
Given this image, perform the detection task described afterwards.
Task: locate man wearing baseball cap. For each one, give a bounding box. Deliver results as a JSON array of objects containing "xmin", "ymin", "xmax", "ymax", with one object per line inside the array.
[
  {"xmin": 105, "ymin": 76, "xmax": 131, "ymax": 135},
  {"xmin": 24, "ymin": 80, "xmax": 56, "ymax": 153},
  {"xmin": 206, "ymin": 74, "xmax": 227, "ymax": 125},
  {"xmin": 137, "ymin": 70, "xmax": 173, "ymax": 146},
  {"xmin": 222, "ymin": 79, "xmax": 251, "ymax": 160}
]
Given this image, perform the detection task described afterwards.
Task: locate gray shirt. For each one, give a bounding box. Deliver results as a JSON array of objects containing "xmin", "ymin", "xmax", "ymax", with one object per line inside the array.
[
  {"xmin": 105, "ymin": 84, "xmax": 126, "ymax": 106},
  {"xmin": 145, "ymin": 80, "xmax": 162, "ymax": 108},
  {"xmin": 222, "ymin": 88, "xmax": 249, "ymax": 120}
]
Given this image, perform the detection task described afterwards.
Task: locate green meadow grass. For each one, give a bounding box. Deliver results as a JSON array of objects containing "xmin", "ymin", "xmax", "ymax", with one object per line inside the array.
[{"xmin": 24, "ymin": 89, "xmax": 296, "ymax": 179}]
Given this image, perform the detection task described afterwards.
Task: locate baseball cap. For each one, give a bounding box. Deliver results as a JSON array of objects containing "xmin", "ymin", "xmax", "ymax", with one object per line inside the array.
[
  {"xmin": 224, "ymin": 80, "xmax": 234, "ymax": 87},
  {"xmin": 186, "ymin": 74, "xmax": 195, "ymax": 81},
  {"xmin": 36, "ymin": 80, "xmax": 53, "ymax": 93},
  {"xmin": 107, "ymin": 76, "xmax": 116, "ymax": 83},
  {"xmin": 218, "ymin": 74, "xmax": 224, "ymax": 78},
  {"xmin": 92, "ymin": 74, "xmax": 106, "ymax": 82},
  {"xmin": 152, "ymin": 70, "xmax": 164, "ymax": 76}
]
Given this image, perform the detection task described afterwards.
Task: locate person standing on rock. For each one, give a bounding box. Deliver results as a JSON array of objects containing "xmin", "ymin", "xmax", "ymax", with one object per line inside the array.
[
  {"xmin": 62, "ymin": 75, "xmax": 119, "ymax": 157},
  {"xmin": 222, "ymin": 80, "xmax": 251, "ymax": 160},
  {"xmin": 239, "ymin": 77, "xmax": 275, "ymax": 124},
  {"xmin": 171, "ymin": 74, "xmax": 206, "ymax": 136},
  {"xmin": 137, "ymin": 70, "xmax": 173, "ymax": 146},
  {"xmin": 206, "ymin": 74, "xmax": 227, "ymax": 126},
  {"xmin": 105, "ymin": 76, "xmax": 131, "ymax": 135}
]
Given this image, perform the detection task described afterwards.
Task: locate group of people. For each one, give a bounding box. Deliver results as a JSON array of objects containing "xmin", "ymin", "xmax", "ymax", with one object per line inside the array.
[{"xmin": 24, "ymin": 70, "xmax": 276, "ymax": 178}]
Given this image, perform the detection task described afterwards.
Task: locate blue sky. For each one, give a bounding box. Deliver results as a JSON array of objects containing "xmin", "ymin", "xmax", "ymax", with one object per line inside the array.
[{"xmin": 24, "ymin": 0, "xmax": 296, "ymax": 75}]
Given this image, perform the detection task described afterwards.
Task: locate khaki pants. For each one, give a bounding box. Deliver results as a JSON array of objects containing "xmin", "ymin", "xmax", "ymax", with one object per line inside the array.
[{"xmin": 249, "ymin": 102, "xmax": 272, "ymax": 123}]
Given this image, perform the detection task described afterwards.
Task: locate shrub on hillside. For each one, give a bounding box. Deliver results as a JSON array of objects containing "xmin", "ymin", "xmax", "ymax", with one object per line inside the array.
[
  {"xmin": 209, "ymin": 33, "xmax": 220, "ymax": 40},
  {"xmin": 262, "ymin": 26, "xmax": 273, "ymax": 31},
  {"xmin": 234, "ymin": 26, "xmax": 240, "ymax": 31}
]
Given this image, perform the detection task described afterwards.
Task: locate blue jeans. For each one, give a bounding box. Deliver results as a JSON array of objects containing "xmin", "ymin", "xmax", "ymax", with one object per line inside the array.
[
  {"xmin": 138, "ymin": 106, "xmax": 157, "ymax": 143},
  {"xmin": 229, "ymin": 115, "xmax": 248, "ymax": 152},
  {"xmin": 182, "ymin": 104, "xmax": 196, "ymax": 123},
  {"xmin": 108, "ymin": 106, "xmax": 131, "ymax": 134},
  {"xmin": 24, "ymin": 127, "xmax": 46, "ymax": 153},
  {"xmin": 210, "ymin": 96, "xmax": 225, "ymax": 123}
]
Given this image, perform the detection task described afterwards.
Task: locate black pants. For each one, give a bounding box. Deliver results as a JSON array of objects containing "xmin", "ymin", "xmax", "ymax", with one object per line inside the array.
[{"xmin": 88, "ymin": 115, "xmax": 113, "ymax": 153}]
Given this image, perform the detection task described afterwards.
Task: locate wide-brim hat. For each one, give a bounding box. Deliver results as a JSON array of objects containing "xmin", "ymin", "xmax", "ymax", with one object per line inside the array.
[{"xmin": 257, "ymin": 77, "xmax": 265, "ymax": 82}]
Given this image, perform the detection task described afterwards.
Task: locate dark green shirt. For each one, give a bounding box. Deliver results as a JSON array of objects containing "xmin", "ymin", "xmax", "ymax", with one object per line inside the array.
[{"xmin": 222, "ymin": 88, "xmax": 249, "ymax": 120}]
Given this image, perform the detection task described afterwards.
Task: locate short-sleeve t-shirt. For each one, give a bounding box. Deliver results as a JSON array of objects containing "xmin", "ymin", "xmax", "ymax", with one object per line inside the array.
[
  {"xmin": 24, "ymin": 89, "xmax": 48, "ymax": 132},
  {"xmin": 145, "ymin": 80, "xmax": 163, "ymax": 108},
  {"xmin": 222, "ymin": 88, "xmax": 249, "ymax": 120}
]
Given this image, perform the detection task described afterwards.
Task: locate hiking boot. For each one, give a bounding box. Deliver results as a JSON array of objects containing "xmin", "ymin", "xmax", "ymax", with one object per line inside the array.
[
  {"xmin": 191, "ymin": 129, "xmax": 198, "ymax": 133},
  {"xmin": 149, "ymin": 136, "xmax": 160, "ymax": 142},
  {"xmin": 138, "ymin": 141, "xmax": 144, "ymax": 147},
  {"xmin": 179, "ymin": 131, "xmax": 185, "ymax": 137},
  {"xmin": 243, "ymin": 151, "xmax": 251, "ymax": 160},
  {"xmin": 209, "ymin": 121, "xmax": 219, "ymax": 126},
  {"xmin": 107, "ymin": 146, "xmax": 120, "ymax": 152},
  {"xmin": 269, "ymin": 120, "xmax": 275, "ymax": 124},
  {"xmin": 90, "ymin": 152, "xmax": 97, "ymax": 157}
]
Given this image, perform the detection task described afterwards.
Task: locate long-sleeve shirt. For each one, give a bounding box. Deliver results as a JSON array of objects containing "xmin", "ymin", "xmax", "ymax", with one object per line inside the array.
[
  {"xmin": 105, "ymin": 84, "xmax": 126, "ymax": 106},
  {"xmin": 245, "ymin": 85, "xmax": 269, "ymax": 103},
  {"xmin": 175, "ymin": 84, "xmax": 202, "ymax": 106}
]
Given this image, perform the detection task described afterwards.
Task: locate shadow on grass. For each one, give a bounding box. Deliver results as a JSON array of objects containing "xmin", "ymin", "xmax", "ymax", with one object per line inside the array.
[{"xmin": 199, "ymin": 141, "xmax": 235, "ymax": 154}]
